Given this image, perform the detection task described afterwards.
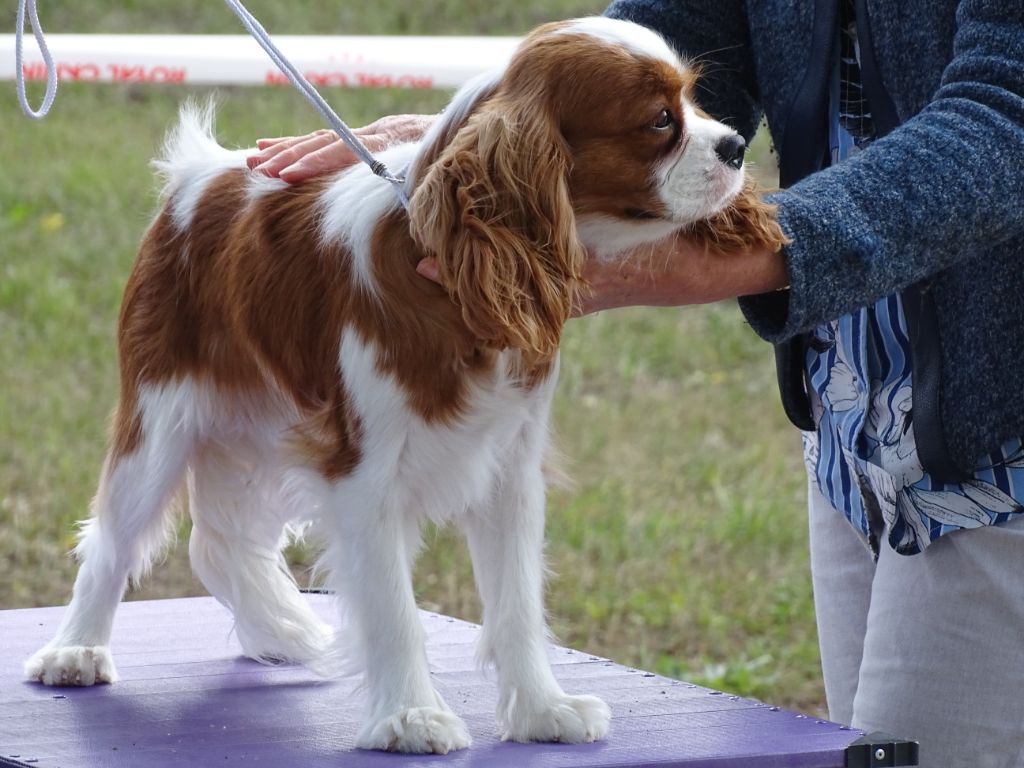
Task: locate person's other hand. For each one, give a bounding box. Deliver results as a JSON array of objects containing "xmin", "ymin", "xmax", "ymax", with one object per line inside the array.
[{"xmin": 247, "ymin": 114, "xmax": 437, "ymax": 183}]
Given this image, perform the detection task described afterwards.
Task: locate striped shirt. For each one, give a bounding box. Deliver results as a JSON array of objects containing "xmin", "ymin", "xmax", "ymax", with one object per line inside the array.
[{"xmin": 801, "ymin": 0, "xmax": 1024, "ymax": 555}]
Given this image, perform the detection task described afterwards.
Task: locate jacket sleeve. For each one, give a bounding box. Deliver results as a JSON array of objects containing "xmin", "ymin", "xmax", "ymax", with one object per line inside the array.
[
  {"xmin": 603, "ymin": 0, "xmax": 763, "ymax": 141},
  {"xmin": 739, "ymin": 0, "xmax": 1024, "ymax": 342}
]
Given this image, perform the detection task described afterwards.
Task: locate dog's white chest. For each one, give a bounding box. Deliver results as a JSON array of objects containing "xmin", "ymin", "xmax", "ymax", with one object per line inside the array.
[{"xmin": 338, "ymin": 329, "xmax": 555, "ymax": 520}]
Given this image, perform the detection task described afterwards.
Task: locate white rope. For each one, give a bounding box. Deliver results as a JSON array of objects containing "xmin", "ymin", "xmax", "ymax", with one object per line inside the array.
[
  {"xmin": 13, "ymin": 0, "xmax": 411, "ymax": 210},
  {"xmin": 15, "ymin": 0, "xmax": 58, "ymax": 119},
  {"xmin": 222, "ymin": 0, "xmax": 410, "ymax": 210}
]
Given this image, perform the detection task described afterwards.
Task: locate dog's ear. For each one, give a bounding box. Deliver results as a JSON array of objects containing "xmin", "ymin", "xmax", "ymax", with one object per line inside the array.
[
  {"xmin": 410, "ymin": 97, "xmax": 583, "ymax": 366},
  {"xmin": 686, "ymin": 180, "xmax": 791, "ymax": 257}
]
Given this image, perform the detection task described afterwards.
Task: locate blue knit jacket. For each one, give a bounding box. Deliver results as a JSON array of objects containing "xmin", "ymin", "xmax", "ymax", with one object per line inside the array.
[{"xmin": 606, "ymin": 0, "xmax": 1024, "ymax": 477}]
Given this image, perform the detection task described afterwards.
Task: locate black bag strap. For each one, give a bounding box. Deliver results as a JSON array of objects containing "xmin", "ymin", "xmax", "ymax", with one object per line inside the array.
[{"xmin": 771, "ymin": 0, "xmax": 838, "ymax": 433}]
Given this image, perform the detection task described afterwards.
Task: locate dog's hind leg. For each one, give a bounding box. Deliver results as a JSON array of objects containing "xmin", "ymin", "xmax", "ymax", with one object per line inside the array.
[
  {"xmin": 25, "ymin": 382, "xmax": 198, "ymax": 686},
  {"xmin": 187, "ymin": 436, "xmax": 333, "ymax": 670}
]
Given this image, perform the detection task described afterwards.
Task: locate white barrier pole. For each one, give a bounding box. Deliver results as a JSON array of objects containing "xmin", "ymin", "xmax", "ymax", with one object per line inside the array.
[{"xmin": 1, "ymin": 34, "xmax": 521, "ymax": 88}]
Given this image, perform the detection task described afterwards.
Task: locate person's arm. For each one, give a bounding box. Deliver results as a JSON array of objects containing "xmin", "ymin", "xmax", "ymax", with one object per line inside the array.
[
  {"xmin": 575, "ymin": 237, "xmax": 787, "ymax": 315},
  {"xmin": 411, "ymin": 232, "xmax": 788, "ymax": 317},
  {"xmin": 738, "ymin": 0, "xmax": 1024, "ymax": 343}
]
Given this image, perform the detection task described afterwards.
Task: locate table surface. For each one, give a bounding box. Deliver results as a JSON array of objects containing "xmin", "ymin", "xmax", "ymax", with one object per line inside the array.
[{"xmin": 2, "ymin": 595, "xmax": 866, "ymax": 768}]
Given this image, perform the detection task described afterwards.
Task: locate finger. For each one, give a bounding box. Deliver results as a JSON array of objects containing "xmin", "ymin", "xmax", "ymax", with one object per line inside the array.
[
  {"xmin": 247, "ymin": 136, "xmax": 301, "ymax": 169},
  {"xmin": 415, "ymin": 257, "xmax": 442, "ymax": 284},
  {"xmin": 277, "ymin": 141, "xmax": 361, "ymax": 182},
  {"xmin": 277, "ymin": 145, "xmax": 356, "ymax": 183},
  {"xmin": 277, "ymin": 133, "xmax": 393, "ymax": 183},
  {"xmin": 251, "ymin": 131, "xmax": 339, "ymax": 177},
  {"xmin": 255, "ymin": 136, "xmax": 295, "ymax": 150},
  {"xmin": 247, "ymin": 130, "xmax": 334, "ymax": 170}
]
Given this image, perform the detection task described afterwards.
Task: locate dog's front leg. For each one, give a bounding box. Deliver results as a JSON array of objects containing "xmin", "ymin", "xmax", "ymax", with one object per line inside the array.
[
  {"xmin": 329, "ymin": 497, "xmax": 471, "ymax": 754},
  {"xmin": 463, "ymin": 458, "xmax": 611, "ymax": 743}
]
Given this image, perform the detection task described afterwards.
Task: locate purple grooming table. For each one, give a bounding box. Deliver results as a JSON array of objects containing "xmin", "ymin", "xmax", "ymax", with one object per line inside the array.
[{"xmin": 2, "ymin": 595, "xmax": 877, "ymax": 767}]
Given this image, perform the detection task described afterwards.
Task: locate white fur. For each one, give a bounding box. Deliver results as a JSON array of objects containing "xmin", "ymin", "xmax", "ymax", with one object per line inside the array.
[
  {"xmin": 577, "ymin": 214, "xmax": 681, "ymax": 260},
  {"xmin": 26, "ymin": 17, "xmax": 757, "ymax": 754},
  {"xmin": 246, "ymin": 172, "xmax": 289, "ymax": 203},
  {"xmin": 561, "ymin": 16, "xmax": 679, "ymax": 65}
]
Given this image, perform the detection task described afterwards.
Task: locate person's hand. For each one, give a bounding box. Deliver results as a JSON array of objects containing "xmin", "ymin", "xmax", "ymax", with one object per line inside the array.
[{"xmin": 247, "ymin": 114, "xmax": 437, "ymax": 183}]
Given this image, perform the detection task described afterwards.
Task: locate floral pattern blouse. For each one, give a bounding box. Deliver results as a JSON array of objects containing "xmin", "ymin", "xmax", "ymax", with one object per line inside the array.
[
  {"xmin": 803, "ymin": 297, "xmax": 1024, "ymax": 555},
  {"xmin": 803, "ymin": 8, "xmax": 1024, "ymax": 556}
]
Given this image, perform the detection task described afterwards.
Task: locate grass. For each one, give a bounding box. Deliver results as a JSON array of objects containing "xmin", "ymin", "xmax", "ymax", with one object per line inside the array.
[{"xmin": 1, "ymin": 0, "xmax": 822, "ymax": 714}]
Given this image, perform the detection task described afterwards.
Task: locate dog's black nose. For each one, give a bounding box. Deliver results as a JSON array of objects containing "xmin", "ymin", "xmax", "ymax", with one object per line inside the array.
[{"xmin": 714, "ymin": 134, "xmax": 746, "ymax": 169}]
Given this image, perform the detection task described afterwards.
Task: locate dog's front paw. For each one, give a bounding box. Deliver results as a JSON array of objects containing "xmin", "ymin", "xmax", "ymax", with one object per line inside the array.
[
  {"xmin": 502, "ymin": 693, "xmax": 611, "ymax": 744},
  {"xmin": 357, "ymin": 707, "xmax": 472, "ymax": 754},
  {"xmin": 25, "ymin": 645, "xmax": 119, "ymax": 686}
]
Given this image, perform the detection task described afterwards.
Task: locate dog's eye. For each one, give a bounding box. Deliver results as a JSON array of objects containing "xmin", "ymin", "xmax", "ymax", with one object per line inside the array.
[{"xmin": 652, "ymin": 109, "xmax": 674, "ymax": 130}]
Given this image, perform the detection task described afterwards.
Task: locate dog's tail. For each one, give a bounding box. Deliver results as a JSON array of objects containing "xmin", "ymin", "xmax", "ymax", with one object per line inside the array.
[{"xmin": 151, "ymin": 98, "xmax": 248, "ymax": 204}]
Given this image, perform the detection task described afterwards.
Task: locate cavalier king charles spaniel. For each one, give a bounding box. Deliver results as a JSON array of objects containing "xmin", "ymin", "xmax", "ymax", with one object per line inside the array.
[{"xmin": 26, "ymin": 17, "xmax": 786, "ymax": 754}]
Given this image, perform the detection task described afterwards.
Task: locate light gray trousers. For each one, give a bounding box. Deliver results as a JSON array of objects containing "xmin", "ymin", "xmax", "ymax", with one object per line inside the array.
[{"xmin": 808, "ymin": 480, "xmax": 1024, "ymax": 768}]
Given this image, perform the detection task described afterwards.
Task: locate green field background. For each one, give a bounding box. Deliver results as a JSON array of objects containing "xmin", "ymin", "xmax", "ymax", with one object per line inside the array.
[{"xmin": 1, "ymin": 1, "xmax": 822, "ymax": 713}]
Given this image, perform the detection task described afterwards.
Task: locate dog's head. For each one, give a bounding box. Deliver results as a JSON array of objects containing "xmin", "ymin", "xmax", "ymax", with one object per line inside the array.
[{"xmin": 410, "ymin": 17, "xmax": 785, "ymax": 365}]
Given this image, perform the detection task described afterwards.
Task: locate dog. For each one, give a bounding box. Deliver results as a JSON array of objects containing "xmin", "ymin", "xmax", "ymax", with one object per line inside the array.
[{"xmin": 25, "ymin": 17, "xmax": 786, "ymax": 754}]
